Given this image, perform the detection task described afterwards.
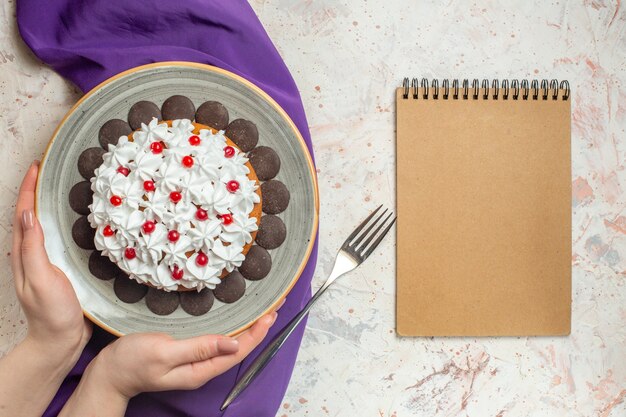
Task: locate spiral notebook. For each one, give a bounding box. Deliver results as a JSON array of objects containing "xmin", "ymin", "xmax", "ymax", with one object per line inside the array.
[{"xmin": 396, "ymin": 78, "xmax": 571, "ymax": 336}]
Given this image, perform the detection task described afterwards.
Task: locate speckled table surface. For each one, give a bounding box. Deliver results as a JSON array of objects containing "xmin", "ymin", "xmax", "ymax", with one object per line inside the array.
[{"xmin": 1, "ymin": 1, "xmax": 625, "ymax": 416}]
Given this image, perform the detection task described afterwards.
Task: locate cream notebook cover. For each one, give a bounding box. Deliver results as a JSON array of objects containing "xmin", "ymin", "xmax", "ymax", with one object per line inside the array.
[{"xmin": 396, "ymin": 78, "xmax": 571, "ymax": 336}]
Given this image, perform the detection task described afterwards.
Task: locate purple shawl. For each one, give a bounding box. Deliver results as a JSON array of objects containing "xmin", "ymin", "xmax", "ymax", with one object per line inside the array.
[{"xmin": 16, "ymin": 1, "xmax": 317, "ymax": 416}]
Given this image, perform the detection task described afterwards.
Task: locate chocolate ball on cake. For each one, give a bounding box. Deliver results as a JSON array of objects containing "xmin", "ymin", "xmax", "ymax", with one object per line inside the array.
[
  {"xmin": 180, "ymin": 289, "xmax": 215, "ymax": 316},
  {"xmin": 225, "ymin": 119, "xmax": 258, "ymax": 152},
  {"xmin": 68, "ymin": 181, "xmax": 93, "ymax": 215},
  {"xmin": 89, "ymin": 251, "xmax": 124, "ymax": 281},
  {"xmin": 255, "ymin": 215, "xmax": 286, "ymax": 249},
  {"xmin": 99, "ymin": 119, "xmax": 132, "ymax": 150},
  {"xmin": 145, "ymin": 288, "xmax": 180, "ymax": 315},
  {"xmin": 195, "ymin": 101, "xmax": 229, "ymax": 130},
  {"xmin": 72, "ymin": 216, "xmax": 96, "ymax": 250},
  {"xmin": 248, "ymin": 146, "xmax": 280, "ymax": 181},
  {"xmin": 128, "ymin": 101, "xmax": 161, "ymax": 130},
  {"xmin": 114, "ymin": 276, "xmax": 149, "ymax": 304},
  {"xmin": 261, "ymin": 180, "xmax": 290, "ymax": 214},
  {"xmin": 213, "ymin": 271, "xmax": 246, "ymax": 303},
  {"xmin": 77, "ymin": 147, "xmax": 106, "ymax": 180},
  {"xmin": 161, "ymin": 95, "xmax": 196, "ymax": 121},
  {"xmin": 239, "ymin": 245, "xmax": 272, "ymax": 281}
]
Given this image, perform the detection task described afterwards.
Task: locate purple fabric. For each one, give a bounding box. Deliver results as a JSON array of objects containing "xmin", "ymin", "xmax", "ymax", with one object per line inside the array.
[{"xmin": 16, "ymin": 1, "xmax": 317, "ymax": 416}]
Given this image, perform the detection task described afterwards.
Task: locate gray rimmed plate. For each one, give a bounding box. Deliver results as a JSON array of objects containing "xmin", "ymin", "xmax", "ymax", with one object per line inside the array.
[{"xmin": 36, "ymin": 62, "xmax": 318, "ymax": 338}]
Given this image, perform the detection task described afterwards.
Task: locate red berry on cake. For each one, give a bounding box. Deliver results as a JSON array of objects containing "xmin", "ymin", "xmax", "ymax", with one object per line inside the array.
[
  {"xmin": 171, "ymin": 265, "xmax": 184, "ymax": 280},
  {"xmin": 188, "ymin": 135, "xmax": 201, "ymax": 146},
  {"xmin": 103, "ymin": 225, "xmax": 115, "ymax": 237},
  {"xmin": 117, "ymin": 166, "xmax": 130, "ymax": 176},
  {"xmin": 142, "ymin": 221, "xmax": 156, "ymax": 234},
  {"xmin": 143, "ymin": 180, "xmax": 155, "ymax": 192},
  {"xmin": 150, "ymin": 142, "xmax": 164, "ymax": 154},
  {"xmin": 221, "ymin": 213, "xmax": 233, "ymax": 225},
  {"xmin": 182, "ymin": 155, "xmax": 194, "ymax": 168},
  {"xmin": 226, "ymin": 180, "xmax": 240, "ymax": 193},
  {"xmin": 110, "ymin": 195, "xmax": 122, "ymax": 206},
  {"xmin": 169, "ymin": 191, "xmax": 182, "ymax": 203},
  {"xmin": 196, "ymin": 252, "xmax": 209, "ymax": 266},
  {"xmin": 167, "ymin": 230, "xmax": 180, "ymax": 242},
  {"xmin": 224, "ymin": 146, "xmax": 235, "ymax": 158},
  {"xmin": 124, "ymin": 247, "xmax": 136, "ymax": 260},
  {"xmin": 195, "ymin": 208, "xmax": 208, "ymax": 221}
]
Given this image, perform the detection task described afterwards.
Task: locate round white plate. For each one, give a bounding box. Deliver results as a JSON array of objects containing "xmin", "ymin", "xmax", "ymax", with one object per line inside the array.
[{"xmin": 36, "ymin": 62, "xmax": 318, "ymax": 338}]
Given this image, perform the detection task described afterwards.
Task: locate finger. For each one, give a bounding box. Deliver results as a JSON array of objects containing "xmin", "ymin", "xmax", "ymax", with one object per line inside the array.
[
  {"xmin": 20, "ymin": 208, "xmax": 53, "ymax": 287},
  {"xmin": 163, "ymin": 313, "xmax": 277, "ymax": 389},
  {"xmin": 167, "ymin": 335, "xmax": 240, "ymax": 366},
  {"xmin": 11, "ymin": 162, "xmax": 39, "ymax": 291},
  {"xmin": 196, "ymin": 312, "xmax": 277, "ymax": 371}
]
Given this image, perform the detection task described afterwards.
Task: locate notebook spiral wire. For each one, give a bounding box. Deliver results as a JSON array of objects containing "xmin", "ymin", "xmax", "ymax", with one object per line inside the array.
[{"xmin": 402, "ymin": 78, "xmax": 570, "ymax": 101}]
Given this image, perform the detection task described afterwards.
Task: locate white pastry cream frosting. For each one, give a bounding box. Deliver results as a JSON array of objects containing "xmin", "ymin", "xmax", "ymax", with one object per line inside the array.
[{"xmin": 88, "ymin": 118, "xmax": 260, "ymax": 291}]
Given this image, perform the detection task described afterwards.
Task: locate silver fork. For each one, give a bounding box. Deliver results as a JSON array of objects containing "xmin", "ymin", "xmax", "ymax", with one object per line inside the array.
[{"xmin": 221, "ymin": 205, "xmax": 396, "ymax": 410}]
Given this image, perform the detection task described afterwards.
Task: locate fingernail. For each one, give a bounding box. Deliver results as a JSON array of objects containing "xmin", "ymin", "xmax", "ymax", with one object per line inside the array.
[
  {"xmin": 216, "ymin": 338, "xmax": 239, "ymax": 354},
  {"xmin": 269, "ymin": 311, "xmax": 278, "ymax": 326},
  {"xmin": 276, "ymin": 298, "xmax": 287, "ymax": 310},
  {"xmin": 22, "ymin": 209, "xmax": 34, "ymax": 230}
]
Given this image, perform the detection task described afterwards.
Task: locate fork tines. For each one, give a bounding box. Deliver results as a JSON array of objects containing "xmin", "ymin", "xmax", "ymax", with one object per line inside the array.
[{"xmin": 342, "ymin": 205, "xmax": 396, "ymax": 261}]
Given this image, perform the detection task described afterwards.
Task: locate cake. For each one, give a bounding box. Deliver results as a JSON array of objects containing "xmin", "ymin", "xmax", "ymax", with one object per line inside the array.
[
  {"xmin": 69, "ymin": 96, "xmax": 290, "ymax": 316},
  {"xmin": 88, "ymin": 118, "xmax": 261, "ymax": 292}
]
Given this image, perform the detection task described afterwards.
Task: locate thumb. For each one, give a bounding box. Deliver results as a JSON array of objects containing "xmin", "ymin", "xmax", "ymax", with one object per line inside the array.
[{"xmin": 20, "ymin": 209, "xmax": 52, "ymax": 285}]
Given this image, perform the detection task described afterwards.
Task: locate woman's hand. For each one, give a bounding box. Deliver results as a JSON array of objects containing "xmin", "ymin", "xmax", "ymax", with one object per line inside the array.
[
  {"xmin": 0, "ymin": 161, "xmax": 92, "ymax": 416},
  {"xmin": 98, "ymin": 313, "xmax": 276, "ymax": 397},
  {"xmin": 11, "ymin": 161, "xmax": 92, "ymax": 364},
  {"xmin": 59, "ymin": 313, "xmax": 278, "ymax": 417}
]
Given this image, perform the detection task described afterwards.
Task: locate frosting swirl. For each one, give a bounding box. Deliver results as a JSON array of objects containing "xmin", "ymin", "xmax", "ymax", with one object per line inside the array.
[{"xmin": 88, "ymin": 118, "xmax": 259, "ymax": 291}]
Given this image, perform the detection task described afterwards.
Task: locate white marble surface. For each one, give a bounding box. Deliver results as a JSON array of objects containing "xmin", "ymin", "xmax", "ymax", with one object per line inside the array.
[{"xmin": 1, "ymin": 0, "xmax": 625, "ymax": 416}]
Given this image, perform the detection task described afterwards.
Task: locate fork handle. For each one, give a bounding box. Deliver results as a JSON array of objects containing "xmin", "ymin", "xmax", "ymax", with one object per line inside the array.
[
  {"xmin": 221, "ymin": 257, "xmax": 354, "ymax": 410},
  {"xmin": 230, "ymin": 282, "xmax": 329, "ymax": 387},
  {"xmin": 223, "ymin": 274, "xmax": 342, "ymax": 410}
]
